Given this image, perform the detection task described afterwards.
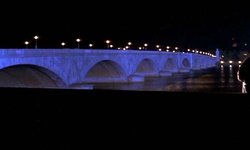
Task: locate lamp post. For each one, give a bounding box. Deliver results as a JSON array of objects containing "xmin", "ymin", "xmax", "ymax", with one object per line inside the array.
[
  {"xmin": 166, "ymin": 46, "xmax": 170, "ymax": 52},
  {"xmin": 61, "ymin": 42, "xmax": 66, "ymax": 48},
  {"xmin": 128, "ymin": 42, "xmax": 132, "ymax": 49},
  {"xmin": 174, "ymin": 47, "xmax": 178, "ymax": 52},
  {"xmin": 76, "ymin": 38, "xmax": 81, "ymax": 48},
  {"xmin": 110, "ymin": 44, "xmax": 113, "ymax": 49},
  {"xmin": 34, "ymin": 35, "xmax": 39, "ymax": 49},
  {"xmin": 156, "ymin": 45, "xmax": 160, "ymax": 51},
  {"xmin": 106, "ymin": 40, "xmax": 110, "ymax": 49},
  {"xmin": 144, "ymin": 43, "xmax": 148, "ymax": 50},
  {"xmin": 24, "ymin": 41, "xmax": 29, "ymax": 49},
  {"xmin": 89, "ymin": 43, "xmax": 93, "ymax": 49}
]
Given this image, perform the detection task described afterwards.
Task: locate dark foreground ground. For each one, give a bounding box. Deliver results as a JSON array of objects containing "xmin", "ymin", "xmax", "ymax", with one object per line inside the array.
[{"xmin": 1, "ymin": 88, "xmax": 250, "ymax": 149}]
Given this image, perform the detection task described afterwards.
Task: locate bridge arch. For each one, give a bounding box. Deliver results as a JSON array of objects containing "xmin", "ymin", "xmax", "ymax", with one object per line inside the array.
[
  {"xmin": 83, "ymin": 60, "xmax": 127, "ymax": 83},
  {"xmin": 134, "ymin": 58, "xmax": 158, "ymax": 76},
  {"xmin": 0, "ymin": 64, "xmax": 67, "ymax": 88},
  {"xmin": 182, "ymin": 58, "xmax": 191, "ymax": 68},
  {"xmin": 158, "ymin": 57, "xmax": 178, "ymax": 76},
  {"xmin": 164, "ymin": 58, "xmax": 176, "ymax": 71},
  {"xmin": 179, "ymin": 57, "xmax": 191, "ymax": 72}
]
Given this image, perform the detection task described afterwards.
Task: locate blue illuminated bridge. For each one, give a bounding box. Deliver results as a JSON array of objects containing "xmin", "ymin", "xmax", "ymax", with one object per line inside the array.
[{"xmin": 0, "ymin": 49, "xmax": 219, "ymax": 89}]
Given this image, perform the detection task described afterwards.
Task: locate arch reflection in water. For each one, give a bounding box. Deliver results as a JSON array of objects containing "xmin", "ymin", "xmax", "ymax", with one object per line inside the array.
[{"xmin": 92, "ymin": 66, "xmax": 242, "ymax": 93}]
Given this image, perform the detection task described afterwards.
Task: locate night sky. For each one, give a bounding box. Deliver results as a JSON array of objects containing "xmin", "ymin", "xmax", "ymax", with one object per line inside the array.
[{"xmin": 1, "ymin": 1, "xmax": 249, "ymax": 51}]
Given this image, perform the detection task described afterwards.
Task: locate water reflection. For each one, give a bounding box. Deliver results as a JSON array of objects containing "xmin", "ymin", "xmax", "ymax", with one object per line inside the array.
[{"xmin": 93, "ymin": 65, "xmax": 242, "ymax": 93}]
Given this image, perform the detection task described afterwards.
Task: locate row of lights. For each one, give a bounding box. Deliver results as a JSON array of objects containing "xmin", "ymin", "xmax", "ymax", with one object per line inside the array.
[
  {"xmin": 220, "ymin": 60, "xmax": 242, "ymax": 65},
  {"xmin": 22, "ymin": 35, "xmax": 183, "ymax": 50},
  {"xmin": 219, "ymin": 52, "xmax": 250, "ymax": 66},
  {"xmin": 25, "ymin": 36, "xmax": 84, "ymax": 49},
  {"xmin": 25, "ymin": 36, "xmax": 112, "ymax": 49},
  {"xmin": 24, "ymin": 37, "xmax": 175, "ymax": 51},
  {"xmin": 23, "ymin": 35, "xmax": 215, "ymax": 57},
  {"xmin": 24, "ymin": 36, "xmax": 151, "ymax": 50}
]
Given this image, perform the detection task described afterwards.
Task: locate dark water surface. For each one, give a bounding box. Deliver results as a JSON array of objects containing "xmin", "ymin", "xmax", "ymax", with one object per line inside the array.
[
  {"xmin": 93, "ymin": 65, "xmax": 242, "ymax": 93},
  {"xmin": 3, "ymin": 65, "xmax": 250, "ymax": 149},
  {"xmin": 2, "ymin": 87, "xmax": 250, "ymax": 149}
]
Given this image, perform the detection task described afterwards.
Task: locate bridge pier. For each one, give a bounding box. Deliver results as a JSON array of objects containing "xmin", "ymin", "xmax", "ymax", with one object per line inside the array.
[
  {"xmin": 128, "ymin": 75, "xmax": 145, "ymax": 82},
  {"xmin": 133, "ymin": 72, "xmax": 160, "ymax": 77},
  {"xmin": 159, "ymin": 71, "xmax": 172, "ymax": 76},
  {"xmin": 178, "ymin": 68, "xmax": 190, "ymax": 73},
  {"xmin": 83, "ymin": 77, "xmax": 128, "ymax": 83},
  {"xmin": 69, "ymin": 84, "xmax": 93, "ymax": 90}
]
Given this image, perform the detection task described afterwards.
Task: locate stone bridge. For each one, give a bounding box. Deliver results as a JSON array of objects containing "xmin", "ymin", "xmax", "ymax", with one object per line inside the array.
[{"xmin": 0, "ymin": 49, "xmax": 217, "ymax": 89}]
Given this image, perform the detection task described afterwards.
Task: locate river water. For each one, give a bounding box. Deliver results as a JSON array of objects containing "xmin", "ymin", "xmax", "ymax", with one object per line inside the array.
[
  {"xmin": 93, "ymin": 65, "xmax": 243, "ymax": 94},
  {"xmin": 2, "ymin": 65, "xmax": 248, "ymax": 149}
]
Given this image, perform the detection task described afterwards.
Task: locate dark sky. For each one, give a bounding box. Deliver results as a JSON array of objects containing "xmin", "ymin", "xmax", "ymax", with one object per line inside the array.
[{"xmin": 1, "ymin": 1, "xmax": 249, "ymax": 51}]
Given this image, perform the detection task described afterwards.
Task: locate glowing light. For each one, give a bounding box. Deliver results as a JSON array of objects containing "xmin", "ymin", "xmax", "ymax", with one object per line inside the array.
[
  {"xmin": 76, "ymin": 38, "xmax": 81, "ymax": 48},
  {"xmin": 61, "ymin": 42, "xmax": 66, "ymax": 48},
  {"xmin": 144, "ymin": 43, "xmax": 148, "ymax": 50},
  {"xmin": 106, "ymin": 40, "xmax": 111, "ymax": 49},
  {"xmin": 89, "ymin": 43, "xmax": 93, "ymax": 48},
  {"xmin": 34, "ymin": 35, "xmax": 39, "ymax": 49},
  {"xmin": 24, "ymin": 41, "xmax": 29, "ymax": 48}
]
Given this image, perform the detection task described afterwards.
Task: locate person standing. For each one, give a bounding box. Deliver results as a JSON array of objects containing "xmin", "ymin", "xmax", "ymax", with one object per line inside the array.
[{"xmin": 237, "ymin": 56, "xmax": 250, "ymax": 93}]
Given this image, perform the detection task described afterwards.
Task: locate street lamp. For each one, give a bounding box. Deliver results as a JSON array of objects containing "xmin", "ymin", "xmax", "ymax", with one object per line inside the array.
[
  {"xmin": 24, "ymin": 41, "xmax": 29, "ymax": 48},
  {"xmin": 174, "ymin": 47, "xmax": 178, "ymax": 52},
  {"xmin": 166, "ymin": 46, "xmax": 170, "ymax": 52},
  {"xmin": 61, "ymin": 42, "xmax": 66, "ymax": 48},
  {"xmin": 128, "ymin": 42, "xmax": 132, "ymax": 49},
  {"xmin": 89, "ymin": 43, "xmax": 93, "ymax": 49},
  {"xmin": 156, "ymin": 44, "xmax": 159, "ymax": 49},
  {"xmin": 76, "ymin": 38, "xmax": 81, "ymax": 48},
  {"xmin": 144, "ymin": 43, "xmax": 148, "ymax": 50},
  {"xmin": 106, "ymin": 40, "xmax": 110, "ymax": 49},
  {"xmin": 34, "ymin": 35, "xmax": 39, "ymax": 49}
]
